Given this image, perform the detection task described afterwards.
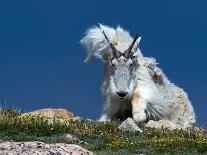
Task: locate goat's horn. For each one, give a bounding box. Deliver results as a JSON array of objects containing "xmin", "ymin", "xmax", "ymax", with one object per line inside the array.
[
  {"xmin": 102, "ymin": 31, "xmax": 120, "ymax": 58},
  {"xmin": 125, "ymin": 33, "xmax": 139, "ymax": 58}
]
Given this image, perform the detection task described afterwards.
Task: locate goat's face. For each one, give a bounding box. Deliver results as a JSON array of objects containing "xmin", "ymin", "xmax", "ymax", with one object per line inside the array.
[
  {"xmin": 102, "ymin": 31, "xmax": 140, "ymax": 100},
  {"xmin": 109, "ymin": 54, "xmax": 138, "ymax": 100}
]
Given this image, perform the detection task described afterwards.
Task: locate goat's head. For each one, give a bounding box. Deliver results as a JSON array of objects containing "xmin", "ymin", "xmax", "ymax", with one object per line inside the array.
[{"xmin": 103, "ymin": 31, "xmax": 140, "ymax": 100}]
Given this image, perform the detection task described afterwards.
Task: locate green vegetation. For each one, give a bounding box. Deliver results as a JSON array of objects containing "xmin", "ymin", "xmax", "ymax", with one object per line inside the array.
[{"xmin": 0, "ymin": 108, "xmax": 207, "ymax": 154}]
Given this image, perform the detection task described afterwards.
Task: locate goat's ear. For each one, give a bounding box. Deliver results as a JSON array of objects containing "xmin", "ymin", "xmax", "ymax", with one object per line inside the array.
[
  {"xmin": 137, "ymin": 36, "xmax": 141, "ymax": 45},
  {"xmin": 133, "ymin": 36, "xmax": 141, "ymax": 52}
]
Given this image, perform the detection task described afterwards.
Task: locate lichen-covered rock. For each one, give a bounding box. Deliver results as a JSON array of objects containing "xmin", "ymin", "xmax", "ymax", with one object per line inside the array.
[
  {"xmin": 0, "ymin": 141, "xmax": 94, "ymax": 155},
  {"xmin": 22, "ymin": 108, "xmax": 75, "ymax": 120},
  {"xmin": 118, "ymin": 118, "xmax": 143, "ymax": 132}
]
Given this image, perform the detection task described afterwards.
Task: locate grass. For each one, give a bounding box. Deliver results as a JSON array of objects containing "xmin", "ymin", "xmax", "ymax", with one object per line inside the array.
[{"xmin": 0, "ymin": 108, "xmax": 207, "ymax": 154}]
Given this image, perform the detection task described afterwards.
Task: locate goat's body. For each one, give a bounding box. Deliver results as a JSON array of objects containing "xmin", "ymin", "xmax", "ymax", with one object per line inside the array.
[
  {"xmin": 81, "ymin": 24, "xmax": 196, "ymax": 128},
  {"xmin": 100, "ymin": 57, "xmax": 195, "ymax": 128}
]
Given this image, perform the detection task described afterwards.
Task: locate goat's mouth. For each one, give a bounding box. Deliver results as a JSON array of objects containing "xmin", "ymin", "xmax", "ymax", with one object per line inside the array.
[{"xmin": 118, "ymin": 97, "xmax": 126, "ymax": 100}]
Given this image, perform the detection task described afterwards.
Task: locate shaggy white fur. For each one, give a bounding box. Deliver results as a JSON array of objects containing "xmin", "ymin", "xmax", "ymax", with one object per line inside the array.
[{"xmin": 80, "ymin": 24, "xmax": 196, "ymax": 128}]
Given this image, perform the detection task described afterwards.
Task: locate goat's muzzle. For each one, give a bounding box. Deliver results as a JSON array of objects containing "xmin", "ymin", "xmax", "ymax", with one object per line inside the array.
[{"xmin": 116, "ymin": 91, "xmax": 128, "ymax": 99}]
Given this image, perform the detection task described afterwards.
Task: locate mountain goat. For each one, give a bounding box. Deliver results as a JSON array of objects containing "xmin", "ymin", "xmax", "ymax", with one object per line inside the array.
[{"xmin": 80, "ymin": 24, "xmax": 196, "ymax": 128}]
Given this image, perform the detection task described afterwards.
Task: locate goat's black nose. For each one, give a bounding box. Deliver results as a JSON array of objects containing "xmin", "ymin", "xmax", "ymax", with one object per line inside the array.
[{"xmin": 117, "ymin": 92, "xmax": 128, "ymax": 98}]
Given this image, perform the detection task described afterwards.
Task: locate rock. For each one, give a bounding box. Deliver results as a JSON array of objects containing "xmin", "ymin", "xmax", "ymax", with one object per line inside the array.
[
  {"xmin": 0, "ymin": 141, "xmax": 94, "ymax": 155},
  {"xmin": 72, "ymin": 116, "xmax": 82, "ymax": 121},
  {"xmin": 61, "ymin": 134, "xmax": 79, "ymax": 143},
  {"xmin": 145, "ymin": 120, "xmax": 182, "ymax": 130},
  {"xmin": 22, "ymin": 108, "xmax": 74, "ymax": 120},
  {"xmin": 118, "ymin": 117, "xmax": 143, "ymax": 132}
]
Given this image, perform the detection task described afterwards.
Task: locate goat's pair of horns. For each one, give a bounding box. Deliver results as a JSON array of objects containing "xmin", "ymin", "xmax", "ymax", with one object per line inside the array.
[{"xmin": 103, "ymin": 31, "xmax": 139, "ymax": 58}]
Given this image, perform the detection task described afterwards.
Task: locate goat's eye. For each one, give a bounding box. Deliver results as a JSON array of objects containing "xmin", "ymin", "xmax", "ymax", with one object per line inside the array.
[
  {"xmin": 129, "ymin": 63, "xmax": 133, "ymax": 68},
  {"xmin": 132, "ymin": 56, "xmax": 136, "ymax": 60},
  {"xmin": 111, "ymin": 58, "xmax": 116, "ymax": 68}
]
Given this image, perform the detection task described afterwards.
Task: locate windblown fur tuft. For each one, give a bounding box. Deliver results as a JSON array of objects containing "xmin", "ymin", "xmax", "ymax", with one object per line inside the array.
[{"xmin": 80, "ymin": 24, "xmax": 142, "ymax": 62}]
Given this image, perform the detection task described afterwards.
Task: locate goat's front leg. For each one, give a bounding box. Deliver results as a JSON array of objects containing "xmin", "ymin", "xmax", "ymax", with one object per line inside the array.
[
  {"xmin": 131, "ymin": 89, "xmax": 147, "ymax": 123},
  {"xmin": 98, "ymin": 114, "xmax": 110, "ymax": 122}
]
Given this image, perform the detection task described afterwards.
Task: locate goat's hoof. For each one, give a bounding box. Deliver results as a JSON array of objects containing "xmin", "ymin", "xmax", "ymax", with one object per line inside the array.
[{"xmin": 133, "ymin": 111, "xmax": 147, "ymax": 123}]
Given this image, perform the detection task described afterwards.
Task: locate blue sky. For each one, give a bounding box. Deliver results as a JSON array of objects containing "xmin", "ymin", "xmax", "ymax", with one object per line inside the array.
[{"xmin": 0, "ymin": 0, "xmax": 206, "ymax": 127}]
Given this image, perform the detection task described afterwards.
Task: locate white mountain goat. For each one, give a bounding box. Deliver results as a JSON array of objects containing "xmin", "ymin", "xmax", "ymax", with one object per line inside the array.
[{"xmin": 80, "ymin": 24, "xmax": 196, "ymax": 128}]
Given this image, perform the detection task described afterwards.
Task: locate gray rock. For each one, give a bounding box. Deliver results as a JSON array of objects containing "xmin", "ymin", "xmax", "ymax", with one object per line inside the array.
[
  {"xmin": 61, "ymin": 133, "xmax": 79, "ymax": 143},
  {"xmin": 118, "ymin": 117, "xmax": 143, "ymax": 133},
  {"xmin": 0, "ymin": 141, "xmax": 94, "ymax": 155},
  {"xmin": 145, "ymin": 119, "xmax": 182, "ymax": 130}
]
